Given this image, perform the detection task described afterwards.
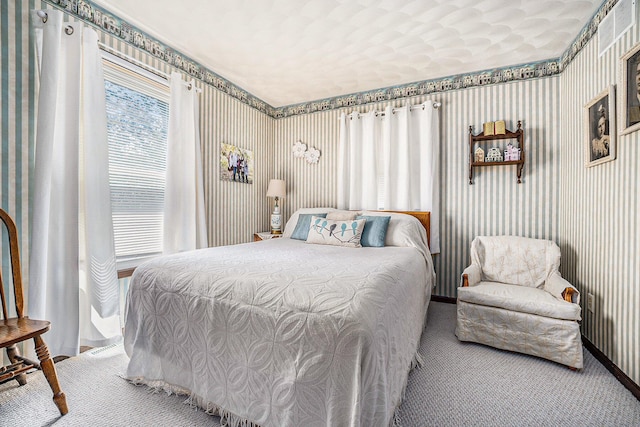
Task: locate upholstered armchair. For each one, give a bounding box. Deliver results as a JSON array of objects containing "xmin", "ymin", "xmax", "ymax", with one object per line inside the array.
[{"xmin": 456, "ymin": 236, "xmax": 583, "ymax": 369}]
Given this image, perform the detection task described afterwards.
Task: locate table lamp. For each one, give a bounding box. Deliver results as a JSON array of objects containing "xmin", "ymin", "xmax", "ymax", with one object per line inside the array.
[{"xmin": 266, "ymin": 179, "xmax": 286, "ymax": 234}]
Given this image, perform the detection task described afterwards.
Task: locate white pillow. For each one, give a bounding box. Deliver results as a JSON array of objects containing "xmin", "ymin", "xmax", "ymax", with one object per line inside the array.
[
  {"xmin": 306, "ymin": 216, "xmax": 365, "ymax": 248},
  {"xmin": 283, "ymin": 207, "xmax": 336, "ymax": 238},
  {"xmin": 326, "ymin": 210, "xmax": 359, "ymax": 220},
  {"xmin": 360, "ymin": 211, "xmax": 429, "ymax": 251}
]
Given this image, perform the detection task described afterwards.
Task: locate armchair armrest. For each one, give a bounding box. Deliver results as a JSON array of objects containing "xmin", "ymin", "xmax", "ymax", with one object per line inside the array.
[
  {"xmin": 461, "ymin": 264, "xmax": 481, "ymax": 287},
  {"xmin": 544, "ymin": 272, "xmax": 580, "ymax": 304}
]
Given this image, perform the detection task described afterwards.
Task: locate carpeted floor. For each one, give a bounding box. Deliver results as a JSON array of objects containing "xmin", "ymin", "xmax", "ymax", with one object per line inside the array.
[{"xmin": 1, "ymin": 302, "xmax": 639, "ymax": 426}]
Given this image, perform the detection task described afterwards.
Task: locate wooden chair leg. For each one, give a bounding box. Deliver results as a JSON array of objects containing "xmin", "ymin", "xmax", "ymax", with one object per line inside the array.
[
  {"xmin": 34, "ymin": 336, "xmax": 68, "ymax": 415},
  {"xmin": 5, "ymin": 344, "xmax": 28, "ymax": 385}
]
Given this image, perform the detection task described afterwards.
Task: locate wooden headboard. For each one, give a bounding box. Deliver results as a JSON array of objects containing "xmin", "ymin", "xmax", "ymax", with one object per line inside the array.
[{"xmin": 375, "ymin": 210, "xmax": 430, "ymax": 248}]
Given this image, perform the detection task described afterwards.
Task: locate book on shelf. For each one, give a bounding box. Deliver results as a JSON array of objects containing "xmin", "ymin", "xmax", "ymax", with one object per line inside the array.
[
  {"xmin": 483, "ymin": 122, "xmax": 494, "ymax": 136},
  {"xmin": 495, "ymin": 120, "xmax": 506, "ymax": 135}
]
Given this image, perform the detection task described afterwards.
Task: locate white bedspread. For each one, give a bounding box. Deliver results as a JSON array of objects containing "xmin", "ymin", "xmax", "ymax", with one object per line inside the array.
[{"xmin": 124, "ymin": 238, "xmax": 434, "ymax": 426}]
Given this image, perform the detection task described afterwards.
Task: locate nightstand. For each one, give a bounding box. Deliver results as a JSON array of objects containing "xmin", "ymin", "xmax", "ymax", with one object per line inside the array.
[{"xmin": 254, "ymin": 232, "xmax": 282, "ymax": 242}]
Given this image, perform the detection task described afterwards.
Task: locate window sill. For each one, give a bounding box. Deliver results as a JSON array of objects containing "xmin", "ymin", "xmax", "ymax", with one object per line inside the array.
[{"xmin": 116, "ymin": 254, "xmax": 160, "ymax": 279}]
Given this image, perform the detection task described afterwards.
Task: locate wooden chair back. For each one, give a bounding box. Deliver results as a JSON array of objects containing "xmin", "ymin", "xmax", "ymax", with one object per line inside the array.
[{"xmin": 0, "ymin": 208, "xmax": 25, "ymax": 321}]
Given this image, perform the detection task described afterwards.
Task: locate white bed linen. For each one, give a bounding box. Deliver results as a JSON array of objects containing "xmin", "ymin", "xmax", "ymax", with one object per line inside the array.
[{"xmin": 124, "ymin": 237, "xmax": 434, "ymax": 426}]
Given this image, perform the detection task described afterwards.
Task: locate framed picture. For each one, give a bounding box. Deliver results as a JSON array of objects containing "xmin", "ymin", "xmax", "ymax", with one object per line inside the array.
[
  {"xmin": 584, "ymin": 85, "xmax": 616, "ymax": 167},
  {"xmin": 620, "ymin": 42, "xmax": 640, "ymax": 135},
  {"xmin": 220, "ymin": 143, "xmax": 254, "ymax": 184}
]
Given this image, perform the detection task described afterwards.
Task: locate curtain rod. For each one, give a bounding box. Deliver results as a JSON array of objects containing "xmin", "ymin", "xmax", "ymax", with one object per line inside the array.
[
  {"xmin": 342, "ymin": 101, "xmax": 441, "ymax": 119},
  {"xmin": 393, "ymin": 102, "xmax": 441, "ymax": 112},
  {"xmin": 99, "ymin": 43, "xmax": 201, "ymax": 92},
  {"xmin": 99, "ymin": 42, "xmax": 169, "ymax": 80},
  {"xmin": 35, "ymin": 10, "xmax": 200, "ymax": 93}
]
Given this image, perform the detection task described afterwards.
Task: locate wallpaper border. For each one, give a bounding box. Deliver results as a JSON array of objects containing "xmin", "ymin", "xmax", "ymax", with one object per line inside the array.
[{"xmin": 42, "ymin": 0, "xmax": 617, "ymax": 119}]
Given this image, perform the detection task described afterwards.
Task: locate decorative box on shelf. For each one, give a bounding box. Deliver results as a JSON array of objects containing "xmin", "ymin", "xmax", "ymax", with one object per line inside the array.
[
  {"xmin": 486, "ymin": 147, "xmax": 503, "ymax": 162},
  {"xmin": 504, "ymin": 143, "xmax": 521, "ymax": 161},
  {"xmin": 254, "ymin": 232, "xmax": 282, "ymax": 242}
]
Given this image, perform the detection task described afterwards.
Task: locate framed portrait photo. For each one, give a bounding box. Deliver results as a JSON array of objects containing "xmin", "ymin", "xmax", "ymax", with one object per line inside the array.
[
  {"xmin": 220, "ymin": 142, "xmax": 254, "ymax": 184},
  {"xmin": 584, "ymin": 85, "xmax": 616, "ymax": 167},
  {"xmin": 620, "ymin": 42, "xmax": 640, "ymax": 135}
]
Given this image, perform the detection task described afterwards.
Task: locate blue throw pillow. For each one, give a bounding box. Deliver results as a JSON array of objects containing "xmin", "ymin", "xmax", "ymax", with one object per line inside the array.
[
  {"xmin": 291, "ymin": 213, "xmax": 328, "ymax": 240},
  {"xmin": 356, "ymin": 215, "xmax": 391, "ymax": 247}
]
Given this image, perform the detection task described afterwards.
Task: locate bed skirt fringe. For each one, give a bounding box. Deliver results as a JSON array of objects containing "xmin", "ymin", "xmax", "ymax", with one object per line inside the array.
[
  {"xmin": 390, "ymin": 350, "xmax": 424, "ymax": 427},
  {"xmin": 126, "ymin": 352, "xmax": 424, "ymax": 427},
  {"xmin": 392, "ymin": 408, "xmax": 402, "ymax": 427},
  {"xmin": 410, "ymin": 351, "xmax": 424, "ymax": 370},
  {"xmin": 125, "ymin": 376, "xmax": 262, "ymax": 427}
]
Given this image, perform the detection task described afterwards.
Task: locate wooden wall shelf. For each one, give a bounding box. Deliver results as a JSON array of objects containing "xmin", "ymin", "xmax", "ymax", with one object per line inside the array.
[{"xmin": 468, "ymin": 120, "xmax": 524, "ymax": 184}]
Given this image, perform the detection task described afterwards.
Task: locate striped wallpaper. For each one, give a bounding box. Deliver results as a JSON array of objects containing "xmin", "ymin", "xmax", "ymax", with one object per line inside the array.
[
  {"xmin": 559, "ymin": 19, "xmax": 639, "ymax": 385},
  {"xmin": 1, "ymin": 0, "xmax": 35, "ymax": 322},
  {"xmin": 1, "ymin": 0, "xmax": 638, "ymax": 387},
  {"xmin": 275, "ymin": 78, "xmax": 563, "ymax": 299}
]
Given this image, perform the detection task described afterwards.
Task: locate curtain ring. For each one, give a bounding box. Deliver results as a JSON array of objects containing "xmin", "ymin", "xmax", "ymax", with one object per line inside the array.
[
  {"xmin": 37, "ymin": 10, "xmax": 48, "ymax": 23},
  {"xmin": 187, "ymin": 83, "xmax": 192, "ymax": 90},
  {"xmin": 65, "ymin": 25, "xmax": 74, "ymax": 35}
]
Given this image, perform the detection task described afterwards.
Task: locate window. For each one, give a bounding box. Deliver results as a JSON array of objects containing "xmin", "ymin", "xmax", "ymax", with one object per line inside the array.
[{"xmin": 103, "ymin": 53, "xmax": 170, "ymax": 269}]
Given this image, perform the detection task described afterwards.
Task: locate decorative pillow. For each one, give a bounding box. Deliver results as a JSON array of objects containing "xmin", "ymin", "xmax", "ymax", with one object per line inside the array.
[
  {"xmin": 306, "ymin": 216, "xmax": 365, "ymax": 248},
  {"xmin": 326, "ymin": 210, "xmax": 359, "ymax": 221},
  {"xmin": 283, "ymin": 207, "xmax": 337, "ymax": 238},
  {"xmin": 291, "ymin": 213, "xmax": 328, "ymax": 240},
  {"xmin": 356, "ymin": 215, "xmax": 391, "ymax": 247}
]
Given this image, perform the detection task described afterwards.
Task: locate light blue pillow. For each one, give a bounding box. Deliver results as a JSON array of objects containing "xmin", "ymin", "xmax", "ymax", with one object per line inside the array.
[
  {"xmin": 356, "ymin": 215, "xmax": 391, "ymax": 247},
  {"xmin": 291, "ymin": 213, "xmax": 328, "ymax": 240}
]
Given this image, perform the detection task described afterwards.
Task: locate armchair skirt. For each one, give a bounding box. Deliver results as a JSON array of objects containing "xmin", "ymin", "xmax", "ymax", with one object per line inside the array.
[{"xmin": 456, "ymin": 300, "xmax": 583, "ymax": 369}]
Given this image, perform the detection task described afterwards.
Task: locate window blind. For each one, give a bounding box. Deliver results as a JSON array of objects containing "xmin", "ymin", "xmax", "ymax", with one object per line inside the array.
[{"xmin": 102, "ymin": 54, "xmax": 170, "ymax": 269}]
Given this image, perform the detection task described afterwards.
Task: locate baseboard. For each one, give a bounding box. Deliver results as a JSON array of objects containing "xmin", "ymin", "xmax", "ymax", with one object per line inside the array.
[
  {"xmin": 431, "ymin": 295, "xmax": 456, "ymax": 304},
  {"xmin": 582, "ymin": 335, "xmax": 640, "ymax": 401}
]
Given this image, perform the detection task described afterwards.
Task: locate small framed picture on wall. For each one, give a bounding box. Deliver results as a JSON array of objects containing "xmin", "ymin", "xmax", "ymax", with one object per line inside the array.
[
  {"xmin": 584, "ymin": 85, "xmax": 616, "ymax": 167},
  {"xmin": 620, "ymin": 42, "xmax": 640, "ymax": 135}
]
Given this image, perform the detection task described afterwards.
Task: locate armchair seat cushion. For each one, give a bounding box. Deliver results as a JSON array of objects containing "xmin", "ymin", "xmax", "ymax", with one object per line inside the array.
[{"xmin": 458, "ymin": 282, "xmax": 581, "ymax": 321}]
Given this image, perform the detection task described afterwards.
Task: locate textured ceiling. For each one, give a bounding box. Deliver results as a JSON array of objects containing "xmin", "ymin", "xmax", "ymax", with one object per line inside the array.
[{"xmin": 90, "ymin": 0, "xmax": 603, "ymax": 107}]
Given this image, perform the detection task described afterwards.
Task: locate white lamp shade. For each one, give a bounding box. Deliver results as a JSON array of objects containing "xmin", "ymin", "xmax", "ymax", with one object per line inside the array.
[{"xmin": 266, "ymin": 179, "xmax": 286, "ymax": 198}]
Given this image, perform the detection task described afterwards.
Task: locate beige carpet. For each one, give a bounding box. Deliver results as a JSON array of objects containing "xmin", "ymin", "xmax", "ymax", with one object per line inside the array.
[{"xmin": 1, "ymin": 302, "xmax": 639, "ymax": 426}]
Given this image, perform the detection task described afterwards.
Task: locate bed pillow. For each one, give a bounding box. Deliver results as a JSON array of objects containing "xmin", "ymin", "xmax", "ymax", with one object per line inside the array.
[
  {"xmin": 359, "ymin": 211, "xmax": 427, "ymax": 247},
  {"xmin": 326, "ymin": 210, "xmax": 359, "ymax": 221},
  {"xmin": 290, "ymin": 213, "xmax": 328, "ymax": 240},
  {"xmin": 283, "ymin": 207, "xmax": 337, "ymax": 238},
  {"xmin": 306, "ymin": 216, "xmax": 366, "ymax": 248},
  {"xmin": 356, "ymin": 215, "xmax": 391, "ymax": 247}
]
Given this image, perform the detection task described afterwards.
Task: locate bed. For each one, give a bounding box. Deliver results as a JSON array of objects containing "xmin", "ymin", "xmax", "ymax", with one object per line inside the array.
[{"xmin": 124, "ymin": 209, "xmax": 435, "ymax": 426}]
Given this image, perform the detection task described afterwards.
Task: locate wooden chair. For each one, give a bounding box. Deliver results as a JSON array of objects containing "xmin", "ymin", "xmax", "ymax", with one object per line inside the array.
[{"xmin": 0, "ymin": 208, "xmax": 68, "ymax": 415}]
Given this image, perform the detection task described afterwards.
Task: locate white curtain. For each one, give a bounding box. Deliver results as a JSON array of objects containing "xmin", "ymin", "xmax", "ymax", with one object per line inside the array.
[
  {"xmin": 337, "ymin": 101, "xmax": 440, "ymax": 253},
  {"xmin": 30, "ymin": 10, "xmax": 121, "ymax": 356},
  {"xmin": 337, "ymin": 111, "xmax": 379, "ymax": 209},
  {"xmin": 163, "ymin": 72, "xmax": 207, "ymax": 254}
]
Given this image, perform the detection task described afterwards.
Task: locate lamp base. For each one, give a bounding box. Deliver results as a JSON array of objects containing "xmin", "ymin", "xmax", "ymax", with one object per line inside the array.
[{"xmin": 270, "ymin": 213, "xmax": 282, "ymax": 234}]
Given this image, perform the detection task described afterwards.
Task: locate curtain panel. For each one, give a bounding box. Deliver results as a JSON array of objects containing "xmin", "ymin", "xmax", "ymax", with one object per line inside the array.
[
  {"xmin": 163, "ymin": 72, "xmax": 208, "ymax": 254},
  {"xmin": 338, "ymin": 102, "xmax": 440, "ymax": 253},
  {"xmin": 30, "ymin": 10, "xmax": 120, "ymax": 356}
]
